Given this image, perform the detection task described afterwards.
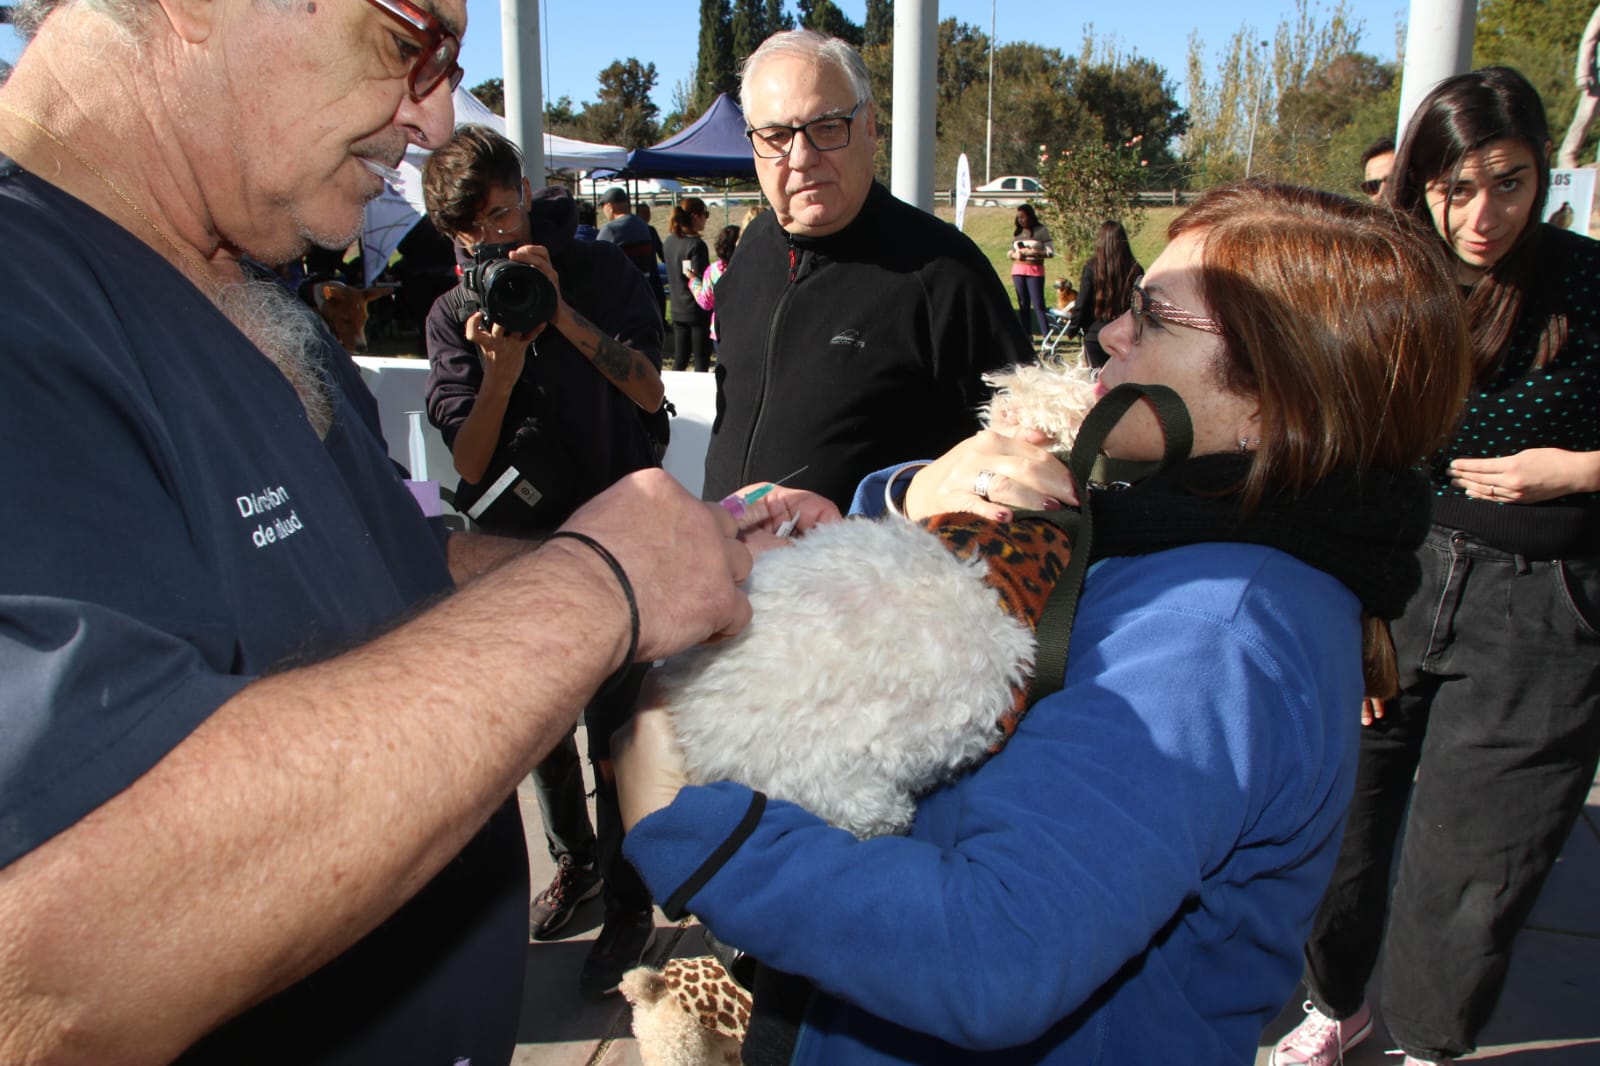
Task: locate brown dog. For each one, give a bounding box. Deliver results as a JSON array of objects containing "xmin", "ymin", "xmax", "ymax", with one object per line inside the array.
[{"xmin": 309, "ymin": 279, "xmax": 397, "ymax": 353}]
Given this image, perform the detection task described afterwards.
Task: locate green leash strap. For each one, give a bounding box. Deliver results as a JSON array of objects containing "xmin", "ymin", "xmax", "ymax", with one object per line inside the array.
[{"xmin": 1022, "ymin": 383, "xmax": 1193, "ymax": 706}]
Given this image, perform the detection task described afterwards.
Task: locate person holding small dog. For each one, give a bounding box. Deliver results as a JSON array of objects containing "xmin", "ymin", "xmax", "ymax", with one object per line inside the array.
[
  {"xmin": 614, "ymin": 181, "xmax": 1474, "ymax": 1064},
  {"xmin": 1008, "ymin": 202, "xmax": 1054, "ymax": 339},
  {"xmin": 421, "ymin": 125, "xmax": 671, "ymax": 1000}
]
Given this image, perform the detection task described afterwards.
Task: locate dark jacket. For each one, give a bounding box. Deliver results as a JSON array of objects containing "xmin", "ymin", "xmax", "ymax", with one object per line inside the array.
[
  {"xmin": 424, "ymin": 186, "xmax": 662, "ymax": 531},
  {"xmin": 663, "ymin": 231, "xmax": 710, "ymax": 324},
  {"xmin": 702, "ymin": 181, "xmax": 1033, "ymax": 509},
  {"xmin": 1067, "ymin": 255, "xmax": 1142, "ymax": 359}
]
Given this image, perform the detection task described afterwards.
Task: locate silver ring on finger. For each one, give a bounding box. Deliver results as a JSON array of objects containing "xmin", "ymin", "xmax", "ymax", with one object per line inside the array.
[{"xmin": 973, "ymin": 469, "xmax": 997, "ymax": 502}]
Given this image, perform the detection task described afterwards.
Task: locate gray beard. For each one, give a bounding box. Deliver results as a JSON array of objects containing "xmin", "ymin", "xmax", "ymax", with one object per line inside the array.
[{"xmin": 214, "ymin": 279, "xmax": 334, "ymax": 439}]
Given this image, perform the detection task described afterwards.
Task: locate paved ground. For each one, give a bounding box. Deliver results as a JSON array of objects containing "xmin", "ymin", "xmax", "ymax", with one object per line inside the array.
[{"xmin": 509, "ymin": 740, "xmax": 1600, "ymax": 1065}]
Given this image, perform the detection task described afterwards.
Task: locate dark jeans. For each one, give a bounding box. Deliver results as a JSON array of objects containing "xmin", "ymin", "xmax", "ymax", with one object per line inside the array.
[
  {"xmin": 672, "ymin": 321, "xmax": 711, "ymax": 373},
  {"xmin": 1012, "ymin": 273, "xmax": 1048, "ymax": 337},
  {"xmin": 1303, "ymin": 526, "xmax": 1600, "ymax": 1059},
  {"xmin": 530, "ymin": 664, "xmax": 653, "ymax": 915}
]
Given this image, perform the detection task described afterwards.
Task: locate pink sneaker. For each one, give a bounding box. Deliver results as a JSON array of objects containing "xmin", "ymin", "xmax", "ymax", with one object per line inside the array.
[{"xmin": 1270, "ymin": 1000, "xmax": 1374, "ymax": 1065}]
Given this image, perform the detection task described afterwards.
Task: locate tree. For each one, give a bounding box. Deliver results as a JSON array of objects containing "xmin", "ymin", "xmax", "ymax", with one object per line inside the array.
[
  {"xmin": 1073, "ymin": 53, "xmax": 1189, "ymax": 185},
  {"xmin": 575, "ymin": 58, "xmax": 662, "ymax": 149},
  {"xmin": 470, "ymin": 78, "xmax": 505, "ymax": 116},
  {"xmin": 1035, "ymin": 137, "xmax": 1149, "ymax": 262},
  {"xmin": 1476, "ymin": 0, "xmax": 1597, "ymax": 159},
  {"xmin": 764, "ymin": 0, "xmax": 791, "ymax": 35},
  {"xmin": 1274, "ymin": 51, "xmax": 1397, "ymax": 190},
  {"xmin": 544, "ymin": 95, "xmax": 579, "ymax": 133},
  {"xmin": 1182, "ymin": 0, "xmax": 1367, "ymax": 188},
  {"xmin": 693, "ymin": 0, "xmax": 735, "ymax": 116},
  {"xmin": 732, "ymin": 0, "xmax": 765, "ymax": 68},
  {"xmin": 925, "ymin": 24, "xmax": 1185, "ymax": 191},
  {"xmin": 798, "ymin": 0, "xmax": 862, "ymax": 46},
  {"xmin": 864, "ymin": 0, "xmax": 892, "ymax": 50}
]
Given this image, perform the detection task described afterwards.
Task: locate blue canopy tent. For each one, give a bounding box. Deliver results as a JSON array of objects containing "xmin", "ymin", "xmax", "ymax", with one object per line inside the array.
[{"xmin": 624, "ymin": 93, "xmax": 757, "ymax": 180}]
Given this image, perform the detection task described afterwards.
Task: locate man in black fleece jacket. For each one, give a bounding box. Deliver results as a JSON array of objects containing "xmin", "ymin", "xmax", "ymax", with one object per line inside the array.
[{"xmin": 703, "ymin": 29, "xmax": 1033, "ymax": 510}]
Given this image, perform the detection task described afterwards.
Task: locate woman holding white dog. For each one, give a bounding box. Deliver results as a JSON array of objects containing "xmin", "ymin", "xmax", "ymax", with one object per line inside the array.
[{"xmin": 615, "ymin": 182, "xmax": 1473, "ymax": 1063}]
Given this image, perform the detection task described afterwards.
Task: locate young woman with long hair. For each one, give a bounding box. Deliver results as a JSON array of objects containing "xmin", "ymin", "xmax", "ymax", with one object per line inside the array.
[
  {"xmin": 1066, "ymin": 219, "xmax": 1141, "ymax": 368},
  {"xmin": 665, "ymin": 196, "xmax": 712, "ymax": 371},
  {"xmin": 1275, "ymin": 66, "xmax": 1600, "ymax": 1066}
]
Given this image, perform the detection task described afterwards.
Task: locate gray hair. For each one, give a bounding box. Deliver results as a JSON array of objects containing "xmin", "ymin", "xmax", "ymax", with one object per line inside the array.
[
  {"xmin": 215, "ymin": 278, "xmax": 335, "ymax": 439},
  {"xmin": 14, "ymin": 0, "xmax": 150, "ymax": 39},
  {"xmin": 13, "ymin": 0, "xmax": 290, "ymax": 40},
  {"xmin": 739, "ymin": 29, "xmax": 872, "ymax": 121}
]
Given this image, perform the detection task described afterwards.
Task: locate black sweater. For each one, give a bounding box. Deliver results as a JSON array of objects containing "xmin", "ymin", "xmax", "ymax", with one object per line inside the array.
[
  {"xmin": 702, "ymin": 181, "xmax": 1033, "ymax": 509},
  {"xmin": 1430, "ymin": 224, "xmax": 1600, "ymax": 558}
]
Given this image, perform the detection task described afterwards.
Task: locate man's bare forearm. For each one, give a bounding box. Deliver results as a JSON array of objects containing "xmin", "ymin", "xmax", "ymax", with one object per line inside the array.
[
  {"xmin": 447, "ymin": 528, "xmax": 532, "ymax": 583},
  {"xmin": 0, "ymin": 544, "xmax": 630, "ymax": 1065}
]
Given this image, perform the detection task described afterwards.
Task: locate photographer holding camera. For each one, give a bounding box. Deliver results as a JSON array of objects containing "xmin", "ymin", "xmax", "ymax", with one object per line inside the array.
[{"xmin": 421, "ymin": 126, "xmax": 669, "ymax": 998}]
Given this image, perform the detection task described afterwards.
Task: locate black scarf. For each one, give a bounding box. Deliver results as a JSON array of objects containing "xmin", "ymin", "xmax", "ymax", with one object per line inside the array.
[{"xmin": 1087, "ymin": 454, "xmax": 1433, "ymax": 621}]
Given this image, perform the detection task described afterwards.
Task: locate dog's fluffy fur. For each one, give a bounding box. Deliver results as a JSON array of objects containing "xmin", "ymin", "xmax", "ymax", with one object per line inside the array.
[
  {"xmin": 980, "ymin": 360, "xmax": 1099, "ymax": 446},
  {"xmin": 655, "ymin": 361, "xmax": 1099, "ymax": 839}
]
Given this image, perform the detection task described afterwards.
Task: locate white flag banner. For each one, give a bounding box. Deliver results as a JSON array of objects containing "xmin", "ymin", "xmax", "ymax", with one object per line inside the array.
[{"xmin": 955, "ymin": 154, "xmax": 972, "ymax": 232}]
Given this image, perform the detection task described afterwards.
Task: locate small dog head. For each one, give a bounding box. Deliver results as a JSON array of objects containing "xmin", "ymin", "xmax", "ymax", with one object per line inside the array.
[
  {"xmin": 980, "ymin": 362, "xmax": 1098, "ymax": 450},
  {"xmin": 309, "ymin": 280, "xmax": 397, "ymax": 353}
]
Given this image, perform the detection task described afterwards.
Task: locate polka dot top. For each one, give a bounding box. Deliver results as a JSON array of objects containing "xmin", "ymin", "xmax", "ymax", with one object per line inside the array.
[{"xmin": 1427, "ymin": 226, "xmax": 1600, "ymax": 556}]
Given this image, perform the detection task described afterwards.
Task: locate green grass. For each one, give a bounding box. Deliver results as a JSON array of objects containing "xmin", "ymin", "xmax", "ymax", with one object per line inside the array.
[{"xmin": 938, "ymin": 205, "xmax": 1182, "ymax": 309}]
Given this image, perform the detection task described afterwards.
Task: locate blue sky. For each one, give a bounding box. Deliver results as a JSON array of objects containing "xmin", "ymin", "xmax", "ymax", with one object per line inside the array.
[{"xmin": 2, "ymin": 0, "xmax": 1410, "ymax": 112}]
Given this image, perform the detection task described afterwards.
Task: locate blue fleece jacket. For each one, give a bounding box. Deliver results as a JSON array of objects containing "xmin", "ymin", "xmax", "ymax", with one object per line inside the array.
[{"xmin": 624, "ymin": 483, "xmax": 1363, "ymax": 1063}]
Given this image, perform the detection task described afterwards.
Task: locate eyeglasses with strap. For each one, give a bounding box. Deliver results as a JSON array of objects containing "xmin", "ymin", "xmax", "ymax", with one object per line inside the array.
[
  {"xmin": 364, "ymin": 0, "xmax": 465, "ymax": 102},
  {"xmin": 746, "ymin": 101, "xmax": 865, "ymax": 160},
  {"xmin": 1128, "ymin": 278, "xmax": 1227, "ymax": 345}
]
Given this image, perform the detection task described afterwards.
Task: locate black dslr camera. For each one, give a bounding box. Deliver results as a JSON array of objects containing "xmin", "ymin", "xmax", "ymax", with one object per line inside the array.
[{"xmin": 461, "ymin": 242, "xmax": 558, "ymax": 332}]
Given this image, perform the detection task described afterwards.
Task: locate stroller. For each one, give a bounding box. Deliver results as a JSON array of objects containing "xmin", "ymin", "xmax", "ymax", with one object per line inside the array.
[{"xmin": 1040, "ymin": 306, "xmax": 1077, "ymax": 360}]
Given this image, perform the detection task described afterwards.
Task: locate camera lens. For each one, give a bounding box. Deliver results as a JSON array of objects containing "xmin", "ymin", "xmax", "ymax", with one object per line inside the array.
[{"xmin": 480, "ymin": 260, "xmax": 558, "ymax": 333}]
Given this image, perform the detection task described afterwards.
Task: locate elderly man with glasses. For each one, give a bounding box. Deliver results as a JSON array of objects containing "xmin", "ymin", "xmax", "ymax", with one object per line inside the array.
[
  {"xmin": 701, "ymin": 29, "xmax": 1034, "ymax": 513},
  {"xmin": 0, "ymin": 0, "xmax": 755, "ymax": 1062}
]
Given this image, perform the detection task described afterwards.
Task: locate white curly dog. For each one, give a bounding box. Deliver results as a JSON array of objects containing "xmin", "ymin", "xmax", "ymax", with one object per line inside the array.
[{"xmin": 651, "ymin": 362, "xmax": 1099, "ymax": 838}]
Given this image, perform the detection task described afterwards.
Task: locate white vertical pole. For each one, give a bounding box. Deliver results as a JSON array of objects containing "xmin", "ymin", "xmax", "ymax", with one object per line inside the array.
[
  {"xmin": 985, "ymin": 0, "xmax": 995, "ymax": 186},
  {"xmin": 503, "ymin": 0, "xmax": 546, "ymax": 182},
  {"xmin": 891, "ymin": 0, "xmax": 938, "ymax": 211},
  {"xmin": 1395, "ymin": 0, "xmax": 1478, "ymax": 141}
]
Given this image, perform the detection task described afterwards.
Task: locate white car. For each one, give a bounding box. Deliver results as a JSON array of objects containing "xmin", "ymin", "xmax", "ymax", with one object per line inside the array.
[
  {"xmin": 971, "ymin": 175, "xmax": 1042, "ymax": 207},
  {"xmin": 575, "ymin": 176, "xmax": 706, "ymax": 201}
]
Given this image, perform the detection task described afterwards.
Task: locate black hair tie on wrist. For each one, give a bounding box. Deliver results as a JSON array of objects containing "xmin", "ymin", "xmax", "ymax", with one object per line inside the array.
[{"xmin": 543, "ymin": 531, "xmax": 639, "ymax": 695}]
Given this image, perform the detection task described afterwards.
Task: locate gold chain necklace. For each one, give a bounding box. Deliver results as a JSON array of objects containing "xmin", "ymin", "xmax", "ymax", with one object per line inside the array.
[{"xmin": 0, "ymin": 99, "xmax": 215, "ymax": 285}]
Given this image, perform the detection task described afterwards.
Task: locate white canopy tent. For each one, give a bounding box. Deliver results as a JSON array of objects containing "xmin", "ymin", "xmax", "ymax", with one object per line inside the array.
[{"xmin": 358, "ymin": 85, "xmax": 628, "ymax": 284}]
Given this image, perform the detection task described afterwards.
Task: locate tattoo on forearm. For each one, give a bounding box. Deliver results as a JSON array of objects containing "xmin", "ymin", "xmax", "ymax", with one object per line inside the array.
[{"xmin": 568, "ymin": 307, "xmax": 643, "ymax": 382}]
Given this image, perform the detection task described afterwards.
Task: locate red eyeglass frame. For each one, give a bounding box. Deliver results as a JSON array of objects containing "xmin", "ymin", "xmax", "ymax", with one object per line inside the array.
[{"xmin": 365, "ymin": 0, "xmax": 465, "ymax": 101}]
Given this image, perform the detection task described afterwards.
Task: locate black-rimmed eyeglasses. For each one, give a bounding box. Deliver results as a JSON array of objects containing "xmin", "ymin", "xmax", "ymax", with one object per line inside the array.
[
  {"xmin": 1129, "ymin": 279, "xmax": 1227, "ymax": 344},
  {"xmin": 365, "ymin": 0, "xmax": 465, "ymax": 101},
  {"xmin": 1359, "ymin": 177, "xmax": 1386, "ymax": 196},
  {"xmin": 746, "ymin": 101, "xmax": 865, "ymax": 160}
]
